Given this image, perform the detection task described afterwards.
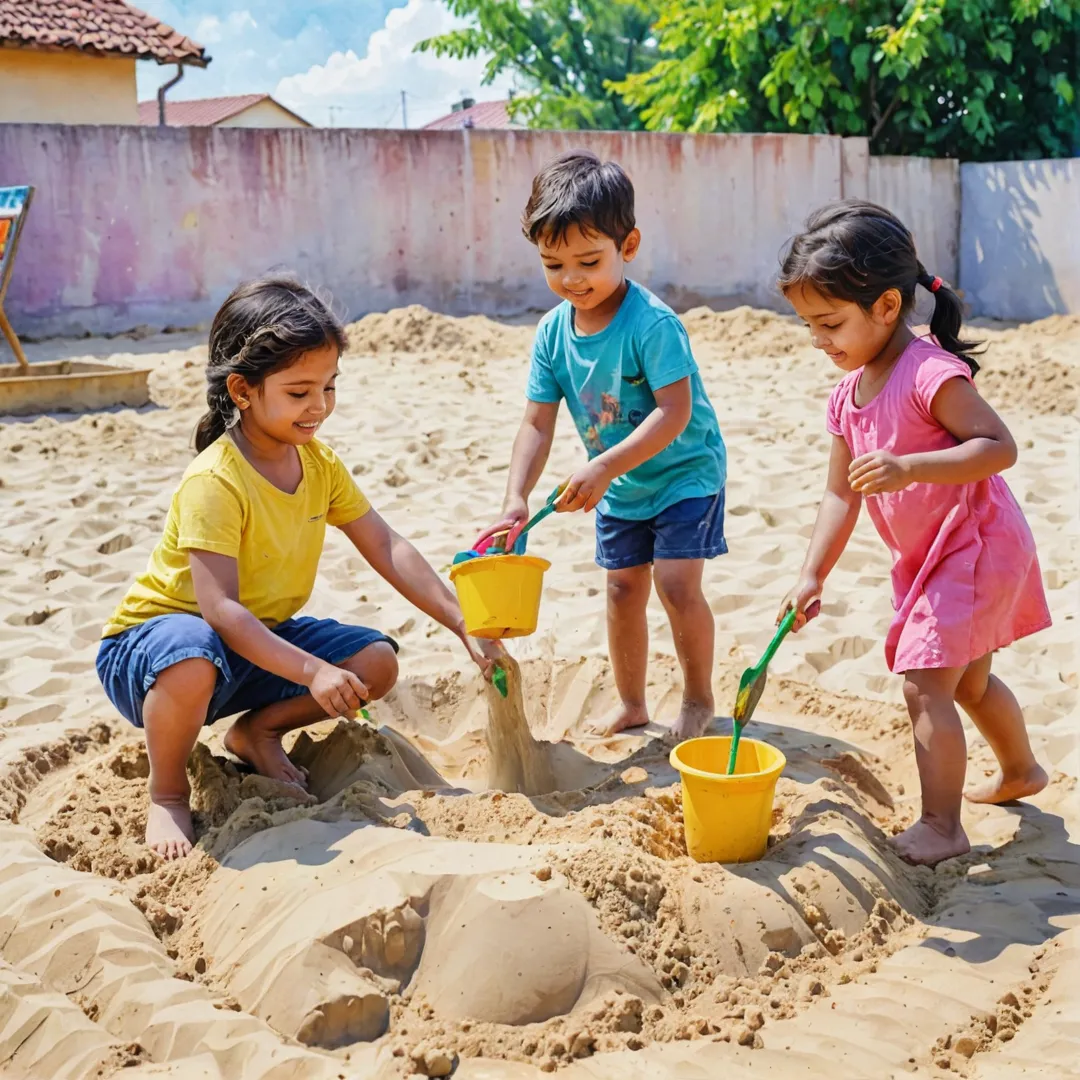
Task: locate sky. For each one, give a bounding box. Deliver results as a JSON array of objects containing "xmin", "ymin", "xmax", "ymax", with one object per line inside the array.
[{"xmin": 135, "ymin": 0, "xmax": 517, "ymax": 128}]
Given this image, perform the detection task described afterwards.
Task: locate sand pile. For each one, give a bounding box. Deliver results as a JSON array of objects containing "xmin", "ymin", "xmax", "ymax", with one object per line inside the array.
[
  {"xmin": 346, "ymin": 305, "xmax": 532, "ymax": 359},
  {"xmin": 974, "ymin": 315, "xmax": 1079, "ymax": 417},
  {"xmin": 29, "ymin": 662, "xmax": 937, "ymax": 1075},
  {"xmin": 0, "ymin": 304, "xmax": 1076, "ymax": 1078},
  {"xmin": 681, "ymin": 305, "xmax": 809, "ymax": 359}
]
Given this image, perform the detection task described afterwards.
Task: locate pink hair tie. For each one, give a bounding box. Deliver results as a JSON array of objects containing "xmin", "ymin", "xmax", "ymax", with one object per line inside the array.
[{"xmin": 930, "ymin": 276, "xmax": 942, "ymax": 293}]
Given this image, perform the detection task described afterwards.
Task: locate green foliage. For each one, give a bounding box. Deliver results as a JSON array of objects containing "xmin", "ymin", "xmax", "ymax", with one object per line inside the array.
[
  {"xmin": 414, "ymin": 0, "xmax": 659, "ymax": 129},
  {"xmin": 613, "ymin": 0, "xmax": 1080, "ymax": 159}
]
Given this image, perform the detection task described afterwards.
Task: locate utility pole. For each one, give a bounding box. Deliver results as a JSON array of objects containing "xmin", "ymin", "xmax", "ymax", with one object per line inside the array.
[
  {"xmin": 401, "ymin": 90, "xmax": 408, "ymax": 129},
  {"xmin": 328, "ymin": 105, "xmax": 342, "ymax": 128}
]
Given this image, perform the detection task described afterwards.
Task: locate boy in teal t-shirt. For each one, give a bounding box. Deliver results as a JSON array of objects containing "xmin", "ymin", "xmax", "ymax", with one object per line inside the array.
[{"xmin": 477, "ymin": 151, "xmax": 727, "ymax": 739}]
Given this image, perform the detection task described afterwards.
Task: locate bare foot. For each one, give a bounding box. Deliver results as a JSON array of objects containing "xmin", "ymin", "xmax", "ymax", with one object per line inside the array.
[
  {"xmin": 147, "ymin": 798, "xmax": 195, "ymax": 860},
  {"xmin": 964, "ymin": 763, "xmax": 1048, "ymax": 805},
  {"xmin": 891, "ymin": 816, "xmax": 971, "ymax": 867},
  {"xmin": 669, "ymin": 699, "xmax": 715, "ymax": 741},
  {"xmin": 592, "ymin": 702, "xmax": 650, "ymax": 737},
  {"xmin": 224, "ymin": 715, "xmax": 308, "ymax": 789}
]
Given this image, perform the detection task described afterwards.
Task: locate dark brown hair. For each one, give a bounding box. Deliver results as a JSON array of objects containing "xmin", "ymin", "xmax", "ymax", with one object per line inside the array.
[
  {"xmin": 522, "ymin": 150, "xmax": 636, "ymax": 248},
  {"xmin": 194, "ymin": 275, "xmax": 347, "ymax": 452},
  {"xmin": 779, "ymin": 199, "xmax": 981, "ymax": 375}
]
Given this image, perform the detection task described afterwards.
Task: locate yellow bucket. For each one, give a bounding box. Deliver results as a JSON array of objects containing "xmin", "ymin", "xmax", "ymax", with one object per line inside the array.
[
  {"xmin": 670, "ymin": 736, "xmax": 786, "ymax": 863},
  {"xmin": 449, "ymin": 554, "xmax": 551, "ymax": 639}
]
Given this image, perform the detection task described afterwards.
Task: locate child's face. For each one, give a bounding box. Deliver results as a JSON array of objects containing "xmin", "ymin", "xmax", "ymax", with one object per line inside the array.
[
  {"xmin": 786, "ymin": 283, "xmax": 902, "ymax": 372},
  {"xmin": 234, "ymin": 341, "xmax": 340, "ymax": 445},
  {"xmin": 538, "ymin": 223, "xmax": 640, "ymax": 310}
]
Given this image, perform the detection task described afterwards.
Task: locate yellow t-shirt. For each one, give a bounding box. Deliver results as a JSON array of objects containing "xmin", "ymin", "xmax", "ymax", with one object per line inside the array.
[{"xmin": 102, "ymin": 436, "xmax": 370, "ymax": 638}]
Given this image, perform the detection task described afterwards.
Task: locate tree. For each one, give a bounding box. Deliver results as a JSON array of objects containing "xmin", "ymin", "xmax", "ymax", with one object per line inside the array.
[
  {"xmin": 415, "ymin": 0, "xmax": 660, "ymax": 130},
  {"xmin": 612, "ymin": 0, "xmax": 1080, "ymax": 160}
]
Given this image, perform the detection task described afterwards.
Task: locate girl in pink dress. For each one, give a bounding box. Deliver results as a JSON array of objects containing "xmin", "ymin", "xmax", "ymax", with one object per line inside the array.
[{"xmin": 778, "ymin": 200, "xmax": 1051, "ymax": 868}]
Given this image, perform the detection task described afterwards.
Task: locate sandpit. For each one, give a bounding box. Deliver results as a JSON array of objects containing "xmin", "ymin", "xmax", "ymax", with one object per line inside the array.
[{"xmin": 0, "ymin": 305, "xmax": 1076, "ymax": 1079}]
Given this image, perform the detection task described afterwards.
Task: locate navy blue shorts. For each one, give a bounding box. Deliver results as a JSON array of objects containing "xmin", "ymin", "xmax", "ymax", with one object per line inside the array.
[
  {"xmin": 595, "ymin": 491, "xmax": 728, "ymax": 571},
  {"xmin": 96, "ymin": 614, "xmax": 398, "ymax": 729}
]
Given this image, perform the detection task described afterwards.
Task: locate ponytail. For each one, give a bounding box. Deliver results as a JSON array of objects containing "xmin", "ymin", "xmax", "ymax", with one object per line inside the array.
[
  {"xmin": 191, "ymin": 275, "xmax": 346, "ymax": 454},
  {"xmin": 194, "ymin": 383, "xmax": 238, "ymax": 453},
  {"xmin": 917, "ymin": 268, "xmax": 982, "ymax": 377}
]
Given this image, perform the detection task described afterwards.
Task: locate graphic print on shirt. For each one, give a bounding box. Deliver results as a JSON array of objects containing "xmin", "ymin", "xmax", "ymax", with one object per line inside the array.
[{"xmin": 573, "ymin": 362, "xmax": 656, "ymax": 456}]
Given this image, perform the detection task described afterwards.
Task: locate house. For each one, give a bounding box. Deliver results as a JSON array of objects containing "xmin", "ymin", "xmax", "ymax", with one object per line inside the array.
[
  {"xmin": 0, "ymin": 0, "xmax": 207, "ymax": 125},
  {"xmin": 423, "ymin": 99, "xmax": 521, "ymax": 132},
  {"xmin": 138, "ymin": 94, "xmax": 311, "ymax": 129}
]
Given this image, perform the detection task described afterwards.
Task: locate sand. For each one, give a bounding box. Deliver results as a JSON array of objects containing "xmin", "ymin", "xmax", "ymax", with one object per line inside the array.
[{"xmin": 0, "ymin": 304, "xmax": 1076, "ymax": 1079}]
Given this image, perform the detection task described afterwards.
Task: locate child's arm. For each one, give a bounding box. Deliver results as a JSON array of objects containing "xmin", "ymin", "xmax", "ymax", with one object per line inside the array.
[
  {"xmin": 780, "ymin": 434, "xmax": 861, "ymax": 631},
  {"xmin": 849, "ymin": 379, "xmax": 1017, "ymax": 494},
  {"xmin": 339, "ymin": 511, "xmax": 503, "ymax": 675},
  {"xmin": 559, "ymin": 378, "xmax": 692, "ymax": 512},
  {"xmin": 475, "ymin": 400, "xmax": 559, "ymax": 548},
  {"xmin": 189, "ymin": 551, "xmax": 368, "ymax": 717}
]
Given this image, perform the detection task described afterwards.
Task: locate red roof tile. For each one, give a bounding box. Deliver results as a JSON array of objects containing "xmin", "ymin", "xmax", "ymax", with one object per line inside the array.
[
  {"xmin": 137, "ymin": 94, "xmax": 310, "ymax": 127},
  {"xmin": 0, "ymin": 0, "xmax": 208, "ymax": 65},
  {"xmin": 423, "ymin": 100, "xmax": 520, "ymax": 132}
]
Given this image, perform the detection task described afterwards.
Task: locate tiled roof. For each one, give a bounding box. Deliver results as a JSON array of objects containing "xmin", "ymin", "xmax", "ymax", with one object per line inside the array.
[
  {"xmin": 0, "ymin": 0, "xmax": 208, "ymax": 65},
  {"xmin": 423, "ymin": 100, "xmax": 521, "ymax": 131},
  {"xmin": 137, "ymin": 94, "xmax": 311, "ymax": 127}
]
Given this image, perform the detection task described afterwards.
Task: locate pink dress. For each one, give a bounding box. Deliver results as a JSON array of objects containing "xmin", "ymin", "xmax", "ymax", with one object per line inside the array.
[{"xmin": 827, "ymin": 337, "xmax": 1051, "ymax": 673}]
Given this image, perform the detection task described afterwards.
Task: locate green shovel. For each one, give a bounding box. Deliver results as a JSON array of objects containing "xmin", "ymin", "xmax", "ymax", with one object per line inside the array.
[{"xmin": 727, "ymin": 608, "xmax": 797, "ymax": 775}]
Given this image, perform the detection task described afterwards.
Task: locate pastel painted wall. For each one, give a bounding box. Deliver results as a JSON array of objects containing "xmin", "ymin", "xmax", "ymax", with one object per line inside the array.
[
  {"xmin": 0, "ymin": 125, "xmax": 849, "ymax": 336},
  {"xmin": 0, "ymin": 50, "xmax": 138, "ymax": 126},
  {"xmin": 0, "ymin": 124, "xmax": 1068, "ymax": 337}
]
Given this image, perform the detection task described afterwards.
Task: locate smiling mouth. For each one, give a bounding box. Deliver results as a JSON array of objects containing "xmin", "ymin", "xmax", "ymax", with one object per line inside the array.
[
  {"xmin": 296, "ymin": 421, "xmax": 321, "ymax": 430},
  {"xmin": 566, "ymin": 288, "xmax": 591, "ymax": 297}
]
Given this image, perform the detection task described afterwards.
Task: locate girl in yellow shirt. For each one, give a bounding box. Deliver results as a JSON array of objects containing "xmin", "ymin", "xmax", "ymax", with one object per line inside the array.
[{"xmin": 98, "ymin": 277, "xmax": 501, "ymax": 859}]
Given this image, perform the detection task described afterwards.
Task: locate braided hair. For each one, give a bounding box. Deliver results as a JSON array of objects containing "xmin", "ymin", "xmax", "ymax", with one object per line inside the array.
[
  {"xmin": 778, "ymin": 199, "xmax": 981, "ymax": 376},
  {"xmin": 194, "ymin": 276, "xmax": 347, "ymax": 452}
]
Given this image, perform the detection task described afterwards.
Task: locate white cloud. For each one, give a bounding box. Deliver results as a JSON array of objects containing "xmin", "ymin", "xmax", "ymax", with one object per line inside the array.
[
  {"xmin": 192, "ymin": 10, "xmax": 258, "ymax": 46},
  {"xmin": 274, "ymin": 0, "xmax": 517, "ymax": 129}
]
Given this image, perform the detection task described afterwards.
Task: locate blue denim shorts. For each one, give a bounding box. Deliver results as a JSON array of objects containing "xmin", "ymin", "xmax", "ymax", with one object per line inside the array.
[
  {"xmin": 96, "ymin": 614, "xmax": 398, "ymax": 729},
  {"xmin": 595, "ymin": 490, "xmax": 728, "ymax": 570}
]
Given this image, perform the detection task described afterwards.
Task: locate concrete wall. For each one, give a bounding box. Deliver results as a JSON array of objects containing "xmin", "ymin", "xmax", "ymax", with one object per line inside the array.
[
  {"xmin": 0, "ymin": 124, "xmax": 850, "ymax": 337},
  {"xmin": 218, "ymin": 99, "xmax": 311, "ymax": 129},
  {"xmin": 0, "ymin": 122, "xmax": 1070, "ymax": 336},
  {"xmin": 0, "ymin": 50, "xmax": 137, "ymax": 125},
  {"xmin": 868, "ymin": 156, "xmax": 960, "ymax": 290},
  {"xmin": 960, "ymin": 158, "xmax": 1080, "ymax": 321}
]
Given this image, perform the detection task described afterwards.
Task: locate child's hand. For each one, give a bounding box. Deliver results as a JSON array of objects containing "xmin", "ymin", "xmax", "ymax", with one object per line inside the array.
[
  {"xmin": 308, "ymin": 662, "xmax": 369, "ymax": 717},
  {"xmin": 779, "ymin": 578, "xmax": 822, "ymax": 633},
  {"xmin": 558, "ymin": 460, "xmax": 612, "ymax": 513},
  {"xmin": 463, "ymin": 635, "xmax": 505, "ymax": 679},
  {"xmin": 474, "ymin": 496, "xmax": 530, "ymax": 552},
  {"xmin": 849, "ymin": 450, "xmax": 913, "ymax": 495}
]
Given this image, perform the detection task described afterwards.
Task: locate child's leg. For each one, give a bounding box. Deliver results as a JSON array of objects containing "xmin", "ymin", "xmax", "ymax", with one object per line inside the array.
[
  {"xmin": 224, "ymin": 641, "xmax": 398, "ymax": 782},
  {"xmin": 653, "ymin": 557, "xmax": 715, "ymax": 740},
  {"xmin": 894, "ymin": 665, "xmax": 971, "ymax": 866},
  {"xmin": 142, "ymin": 657, "xmax": 218, "ymax": 860},
  {"xmin": 595, "ymin": 565, "xmax": 653, "ymax": 735},
  {"xmin": 955, "ymin": 653, "xmax": 1048, "ymax": 804}
]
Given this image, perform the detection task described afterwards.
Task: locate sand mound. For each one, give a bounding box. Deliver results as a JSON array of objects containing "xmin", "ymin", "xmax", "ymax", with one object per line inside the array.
[
  {"xmin": 681, "ymin": 306, "xmax": 809, "ymax": 359},
  {"xmin": 28, "ymin": 663, "xmax": 938, "ymax": 1075},
  {"xmin": 346, "ymin": 305, "xmax": 532, "ymax": 358},
  {"xmin": 976, "ymin": 315, "xmax": 1079, "ymax": 417}
]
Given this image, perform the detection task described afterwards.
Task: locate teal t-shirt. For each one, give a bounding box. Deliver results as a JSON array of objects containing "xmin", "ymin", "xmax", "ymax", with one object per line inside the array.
[{"xmin": 527, "ymin": 280, "xmax": 726, "ymax": 521}]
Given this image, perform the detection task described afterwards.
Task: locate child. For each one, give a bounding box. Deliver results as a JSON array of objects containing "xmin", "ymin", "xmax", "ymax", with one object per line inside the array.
[
  {"xmin": 477, "ymin": 151, "xmax": 727, "ymax": 739},
  {"xmin": 98, "ymin": 277, "xmax": 501, "ymax": 860},
  {"xmin": 778, "ymin": 199, "xmax": 1050, "ymax": 867}
]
